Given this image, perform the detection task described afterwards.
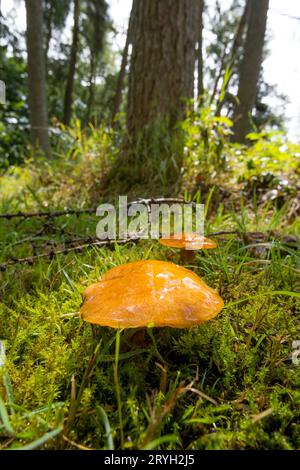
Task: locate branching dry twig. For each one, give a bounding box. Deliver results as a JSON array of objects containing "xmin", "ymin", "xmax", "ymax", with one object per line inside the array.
[
  {"xmin": 0, "ymin": 237, "xmax": 140, "ymax": 270},
  {"xmin": 0, "ymin": 198, "xmax": 240, "ymax": 270},
  {"xmin": 0, "ymin": 208, "xmax": 97, "ymax": 220},
  {"xmin": 0, "ymin": 198, "xmax": 211, "ymax": 269},
  {"xmin": 0, "ymin": 230, "xmax": 239, "ymax": 270},
  {"xmin": 0, "ymin": 198, "xmax": 194, "ymax": 221}
]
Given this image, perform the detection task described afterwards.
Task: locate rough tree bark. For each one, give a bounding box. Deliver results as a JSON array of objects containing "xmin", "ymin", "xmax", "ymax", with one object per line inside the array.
[
  {"xmin": 25, "ymin": 0, "xmax": 51, "ymax": 156},
  {"xmin": 232, "ymin": 0, "xmax": 269, "ymax": 142},
  {"xmin": 127, "ymin": 0, "xmax": 198, "ymax": 140},
  {"xmin": 63, "ymin": 0, "xmax": 80, "ymax": 126}
]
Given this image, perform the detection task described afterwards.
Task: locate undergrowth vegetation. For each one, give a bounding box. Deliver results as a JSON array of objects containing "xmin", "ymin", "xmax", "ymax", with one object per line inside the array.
[{"xmin": 0, "ymin": 113, "xmax": 299, "ymax": 450}]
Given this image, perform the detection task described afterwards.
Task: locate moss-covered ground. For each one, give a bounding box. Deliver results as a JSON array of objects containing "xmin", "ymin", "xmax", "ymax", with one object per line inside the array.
[{"xmin": 0, "ymin": 123, "xmax": 299, "ymax": 450}]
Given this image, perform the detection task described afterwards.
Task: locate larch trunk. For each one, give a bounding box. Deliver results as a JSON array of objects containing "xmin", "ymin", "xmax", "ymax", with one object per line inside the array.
[
  {"xmin": 111, "ymin": 1, "xmax": 135, "ymax": 124},
  {"xmin": 216, "ymin": 0, "xmax": 250, "ymax": 116},
  {"xmin": 86, "ymin": 54, "xmax": 96, "ymax": 124},
  {"xmin": 197, "ymin": 0, "xmax": 204, "ymax": 102},
  {"xmin": 25, "ymin": 0, "xmax": 51, "ymax": 156},
  {"xmin": 63, "ymin": 0, "xmax": 79, "ymax": 126},
  {"xmin": 232, "ymin": 0, "xmax": 269, "ymax": 142}
]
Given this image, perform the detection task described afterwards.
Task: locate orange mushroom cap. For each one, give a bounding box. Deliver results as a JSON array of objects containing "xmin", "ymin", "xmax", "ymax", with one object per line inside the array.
[
  {"xmin": 81, "ymin": 260, "xmax": 223, "ymax": 329},
  {"xmin": 159, "ymin": 233, "xmax": 217, "ymax": 250}
]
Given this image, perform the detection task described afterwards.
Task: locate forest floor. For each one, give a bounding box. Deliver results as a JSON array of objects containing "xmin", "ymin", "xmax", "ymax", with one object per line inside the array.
[{"xmin": 0, "ymin": 128, "xmax": 299, "ymax": 450}]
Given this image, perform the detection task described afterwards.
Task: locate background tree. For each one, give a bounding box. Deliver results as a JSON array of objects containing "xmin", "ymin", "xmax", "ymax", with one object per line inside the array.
[
  {"xmin": 215, "ymin": 0, "xmax": 250, "ymax": 116},
  {"xmin": 0, "ymin": 46, "xmax": 28, "ymax": 167},
  {"xmin": 197, "ymin": 0, "xmax": 205, "ymax": 102},
  {"xmin": 0, "ymin": 0, "xmax": 289, "ymax": 168},
  {"xmin": 25, "ymin": 0, "xmax": 50, "ymax": 156},
  {"xmin": 63, "ymin": 0, "xmax": 80, "ymax": 126},
  {"xmin": 44, "ymin": 0, "xmax": 110, "ymax": 125},
  {"xmin": 232, "ymin": 0, "xmax": 270, "ymax": 142},
  {"xmin": 205, "ymin": 0, "xmax": 283, "ymax": 134},
  {"xmin": 82, "ymin": 0, "xmax": 109, "ymax": 124},
  {"xmin": 111, "ymin": 1, "xmax": 135, "ymax": 124},
  {"xmin": 207, "ymin": 0, "xmax": 244, "ymax": 106},
  {"xmin": 43, "ymin": 0, "xmax": 69, "ymax": 63}
]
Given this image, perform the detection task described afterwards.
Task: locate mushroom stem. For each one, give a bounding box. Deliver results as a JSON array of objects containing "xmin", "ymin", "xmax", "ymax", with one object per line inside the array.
[
  {"xmin": 91, "ymin": 324, "xmax": 102, "ymax": 341},
  {"xmin": 180, "ymin": 249, "xmax": 196, "ymax": 265},
  {"xmin": 147, "ymin": 328, "xmax": 167, "ymax": 365},
  {"xmin": 124, "ymin": 328, "xmax": 147, "ymax": 348}
]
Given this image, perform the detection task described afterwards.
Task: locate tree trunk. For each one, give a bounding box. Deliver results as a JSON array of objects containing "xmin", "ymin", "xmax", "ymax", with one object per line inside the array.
[
  {"xmin": 209, "ymin": 44, "xmax": 227, "ymax": 106},
  {"xmin": 232, "ymin": 0, "xmax": 269, "ymax": 142},
  {"xmin": 127, "ymin": 0, "xmax": 198, "ymax": 140},
  {"xmin": 86, "ymin": 53, "xmax": 95, "ymax": 124},
  {"xmin": 197, "ymin": 0, "xmax": 204, "ymax": 103},
  {"xmin": 111, "ymin": 1, "xmax": 135, "ymax": 124},
  {"xmin": 63, "ymin": 0, "xmax": 80, "ymax": 126},
  {"xmin": 216, "ymin": 0, "xmax": 250, "ymax": 116},
  {"xmin": 25, "ymin": 0, "xmax": 51, "ymax": 156}
]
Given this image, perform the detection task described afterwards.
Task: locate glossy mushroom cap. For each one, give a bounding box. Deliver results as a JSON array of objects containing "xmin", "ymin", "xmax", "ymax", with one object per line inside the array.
[
  {"xmin": 81, "ymin": 260, "xmax": 223, "ymax": 328},
  {"xmin": 159, "ymin": 233, "xmax": 217, "ymax": 250}
]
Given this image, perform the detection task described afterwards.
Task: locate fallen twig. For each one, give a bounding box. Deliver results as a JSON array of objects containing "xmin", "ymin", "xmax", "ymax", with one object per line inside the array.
[
  {"xmin": 62, "ymin": 435, "xmax": 93, "ymax": 450},
  {"xmin": 207, "ymin": 230, "xmax": 237, "ymax": 236},
  {"xmin": 0, "ymin": 208, "xmax": 97, "ymax": 220},
  {"xmin": 0, "ymin": 237, "xmax": 140, "ymax": 270},
  {"xmin": 0, "ymin": 197, "xmax": 194, "ymax": 221}
]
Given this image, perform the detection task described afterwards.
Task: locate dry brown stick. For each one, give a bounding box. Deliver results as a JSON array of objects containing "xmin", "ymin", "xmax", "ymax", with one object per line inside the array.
[
  {"xmin": 0, "ymin": 198, "xmax": 192, "ymax": 221},
  {"xmin": 0, "ymin": 237, "xmax": 140, "ymax": 270},
  {"xmin": 208, "ymin": 230, "xmax": 237, "ymax": 236},
  {"xmin": 0, "ymin": 229, "xmax": 239, "ymax": 270},
  {"xmin": 62, "ymin": 435, "xmax": 93, "ymax": 451},
  {"xmin": 0, "ymin": 208, "xmax": 97, "ymax": 220}
]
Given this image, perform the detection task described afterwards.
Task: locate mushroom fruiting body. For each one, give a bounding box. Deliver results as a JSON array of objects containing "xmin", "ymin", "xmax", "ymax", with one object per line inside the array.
[
  {"xmin": 81, "ymin": 260, "xmax": 223, "ymax": 329},
  {"xmin": 159, "ymin": 233, "xmax": 217, "ymax": 250},
  {"xmin": 159, "ymin": 233, "xmax": 217, "ymax": 263}
]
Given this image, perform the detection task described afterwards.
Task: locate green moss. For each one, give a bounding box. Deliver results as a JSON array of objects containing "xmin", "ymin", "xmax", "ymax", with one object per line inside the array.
[{"xmin": 0, "ymin": 126, "xmax": 299, "ymax": 450}]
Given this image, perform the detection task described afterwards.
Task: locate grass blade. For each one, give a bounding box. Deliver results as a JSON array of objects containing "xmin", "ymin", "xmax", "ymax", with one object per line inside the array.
[
  {"xmin": 0, "ymin": 396, "xmax": 14, "ymax": 435},
  {"xmin": 14, "ymin": 426, "xmax": 63, "ymax": 450},
  {"xmin": 142, "ymin": 434, "xmax": 179, "ymax": 450},
  {"xmin": 114, "ymin": 329, "xmax": 124, "ymax": 448},
  {"xmin": 97, "ymin": 405, "xmax": 114, "ymax": 450}
]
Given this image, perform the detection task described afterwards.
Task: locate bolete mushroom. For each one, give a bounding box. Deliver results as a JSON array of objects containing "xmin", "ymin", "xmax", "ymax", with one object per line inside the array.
[
  {"xmin": 81, "ymin": 260, "xmax": 223, "ymax": 329},
  {"xmin": 159, "ymin": 233, "xmax": 217, "ymax": 264}
]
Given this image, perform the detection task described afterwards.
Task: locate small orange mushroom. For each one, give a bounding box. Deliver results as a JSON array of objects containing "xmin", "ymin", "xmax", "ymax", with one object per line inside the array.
[
  {"xmin": 81, "ymin": 260, "xmax": 223, "ymax": 329},
  {"xmin": 159, "ymin": 233, "xmax": 217, "ymax": 264}
]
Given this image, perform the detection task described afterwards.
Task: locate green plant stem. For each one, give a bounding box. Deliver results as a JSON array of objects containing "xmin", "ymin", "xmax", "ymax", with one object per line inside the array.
[
  {"xmin": 114, "ymin": 329, "xmax": 124, "ymax": 448},
  {"xmin": 64, "ymin": 342, "xmax": 101, "ymax": 440}
]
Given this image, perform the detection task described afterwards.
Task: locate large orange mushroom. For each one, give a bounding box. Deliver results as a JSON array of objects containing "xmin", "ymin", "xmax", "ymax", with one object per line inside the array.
[
  {"xmin": 81, "ymin": 260, "xmax": 223, "ymax": 329},
  {"xmin": 159, "ymin": 233, "xmax": 217, "ymax": 264}
]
